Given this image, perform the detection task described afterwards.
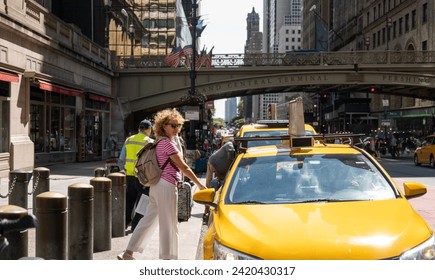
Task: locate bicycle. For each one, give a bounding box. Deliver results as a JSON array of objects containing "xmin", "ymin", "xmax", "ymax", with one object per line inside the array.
[{"xmin": 0, "ymin": 213, "xmax": 38, "ymax": 258}]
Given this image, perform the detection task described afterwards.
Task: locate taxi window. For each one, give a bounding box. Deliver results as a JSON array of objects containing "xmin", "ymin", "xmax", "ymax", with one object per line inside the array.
[
  {"xmin": 243, "ymin": 130, "xmax": 288, "ymax": 147},
  {"xmin": 225, "ymin": 154, "xmax": 397, "ymax": 204}
]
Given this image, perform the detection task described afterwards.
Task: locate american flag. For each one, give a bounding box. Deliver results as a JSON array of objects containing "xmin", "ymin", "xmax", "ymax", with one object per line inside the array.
[
  {"xmin": 195, "ymin": 47, "xmax": 207, "ymax": 69},
  {"xmin": 164, "ymin": 47, "xmax": 181, "ymax": 67},
  {"xmin": 181, "ymin": 45, "xmax": 193, "ymax": 57},
  {"xmin": 205, "ymin": 46, "xmax": 214, "ymax": 69}
]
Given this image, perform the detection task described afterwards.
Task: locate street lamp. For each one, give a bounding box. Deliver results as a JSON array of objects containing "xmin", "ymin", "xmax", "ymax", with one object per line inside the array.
[
  {"xmin": 128, "ymin": 24, "xmax": 135, "ymax": 62},
  {"xmin": 386, "ymin": 16, "xmax": 392, "ymax": 50},
  {"xmin": 103, "ymin": 0, "xmax": 112, "ymax": 48}
]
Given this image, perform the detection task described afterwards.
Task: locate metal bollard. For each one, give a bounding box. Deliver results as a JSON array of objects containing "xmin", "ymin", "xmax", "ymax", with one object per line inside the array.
[
  {"xmin": 31, "ymin": 167, "xmax": 50, "ymax": 211},
  {"xmin": 8, "ymin": 169, "xmax": 33, "ymax": 209},
  {"xmin": 94, "ymin": 167, "xmax": 106, "ymax": 177},
  {"xmin": 68, "ymin": 183, "xmax": 94, "ymax": 260},
  {"xmin": 35, "ymin": 192, "xmax": 67, "ymax": 260},
  {"xmin": 0, "ymin": 205, "xmax": 29, "ymax": 260},
  {"xmin": 90, "ymin": 177, "xmax": 112, "ymax": 252},
  {"xmin": 108, "ymin": 172, "xmax": 126, "ymax": 237}
]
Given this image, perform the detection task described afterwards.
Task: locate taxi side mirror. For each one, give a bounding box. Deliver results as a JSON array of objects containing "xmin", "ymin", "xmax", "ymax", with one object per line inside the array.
[
  {"xmin": 193, "ymin": 188, "xmax": 217, "ymax": 208},
  {"xmin": 403, "ymin": 182, "xmax": 427, "ymax": 199}
]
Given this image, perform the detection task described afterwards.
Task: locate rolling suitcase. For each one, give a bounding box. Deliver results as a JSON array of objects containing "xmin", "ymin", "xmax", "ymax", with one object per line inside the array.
[{"xmin": 177, "ymin": 182, "xmax": 192, "ymax": 222}]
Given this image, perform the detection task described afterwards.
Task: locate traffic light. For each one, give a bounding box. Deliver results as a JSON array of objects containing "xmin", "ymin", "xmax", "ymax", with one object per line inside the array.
[{"xmin": 321, "ymin": 92, "xmax": 328, "ymax": 104}]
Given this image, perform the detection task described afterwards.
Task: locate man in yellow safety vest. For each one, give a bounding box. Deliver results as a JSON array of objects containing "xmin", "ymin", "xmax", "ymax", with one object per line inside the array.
[{"xmin": 118, "ymin": 119, "xmax": 153, "ymax": 230}]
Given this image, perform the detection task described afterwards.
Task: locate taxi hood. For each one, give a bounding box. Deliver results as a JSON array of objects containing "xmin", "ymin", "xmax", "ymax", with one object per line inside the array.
[{"xmin": 214, "ymin": 199, "xmax": 432, "ymax": 259}]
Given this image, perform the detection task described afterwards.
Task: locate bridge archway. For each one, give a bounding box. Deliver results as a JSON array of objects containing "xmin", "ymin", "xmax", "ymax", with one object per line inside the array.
[{"xmin": 118, "ymin": 69, "xmax": 435, "ymax": 115}]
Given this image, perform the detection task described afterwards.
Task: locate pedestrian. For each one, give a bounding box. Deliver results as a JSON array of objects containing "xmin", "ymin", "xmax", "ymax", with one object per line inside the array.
[
  {"xmin": 185, "ymin": 139, "xmax": 201, "ymax": 175},
  {"xmin": 374, "ymin": 137, "xmax": 381, "ymax": 158},
  {"xmin": 203, "ymin": 140, "xmax": 236, "ymax": 224},
  {"xmin": 118, "ymin": 119, "xmax": 153, "ymax": 230},
  {"xmin": 117, "ymin": 108, "xmax": 206, "ymax": 260},
  {"xmin": 390, "ymin": 134, "xmax": 398, "ymax": 158}
]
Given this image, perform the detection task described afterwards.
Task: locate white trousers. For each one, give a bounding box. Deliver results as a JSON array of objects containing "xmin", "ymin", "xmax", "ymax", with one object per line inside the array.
[{"xmin": 126, "ymin": 179, "xmax": 178, "ymax": 259}]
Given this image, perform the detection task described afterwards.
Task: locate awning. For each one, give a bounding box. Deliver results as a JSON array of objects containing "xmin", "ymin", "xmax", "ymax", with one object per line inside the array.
[
  {"xmin": 87, "ymin": 93, "xmax": 113, "ymax": 103},
  {"xmin": 0, "ymin": 71, "xmax": 19, "ymax": 83},
  {"xmin": 39, "ymin": 80, "xmax": 83, "ymax": 97}
]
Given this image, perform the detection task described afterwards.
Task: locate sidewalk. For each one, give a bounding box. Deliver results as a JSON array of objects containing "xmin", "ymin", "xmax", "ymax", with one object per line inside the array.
[{"xmin": 1, "ymin": 160, "xmax": 205, "ymax": 260}]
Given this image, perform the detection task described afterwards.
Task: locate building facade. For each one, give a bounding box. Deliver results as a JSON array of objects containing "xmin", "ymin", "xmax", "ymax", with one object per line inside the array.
[
  {"xmin": 254, "ymin": 0, "xmax": 304, "ymax": 122},
  {"xmin": 322, "ymin": 0, "xmax": 435, "ymax": 136},
  {"xmin": 0, "ymin": 0, "xmax": 113, "ymax": 177},
  {"xmin": 243, "ymin": 6, "xmax": 263, "ymax": 123}
]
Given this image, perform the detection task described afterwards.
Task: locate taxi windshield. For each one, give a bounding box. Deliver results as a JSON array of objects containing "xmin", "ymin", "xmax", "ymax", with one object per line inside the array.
[{"xmin": 225, "ymin": 154, "xmax": 398, "ymax": 204}]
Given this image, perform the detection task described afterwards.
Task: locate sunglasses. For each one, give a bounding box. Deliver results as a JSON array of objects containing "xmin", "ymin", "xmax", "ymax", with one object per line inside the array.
[{"xmin": 167, "ymin": 123, "xmax": 182, "ymax": 129}]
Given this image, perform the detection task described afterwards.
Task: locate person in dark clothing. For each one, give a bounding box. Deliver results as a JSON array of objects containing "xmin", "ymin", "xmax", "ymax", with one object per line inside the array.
[{"xmin": 118, "ymin": 119, "xmax": 153, "ymax": 230}]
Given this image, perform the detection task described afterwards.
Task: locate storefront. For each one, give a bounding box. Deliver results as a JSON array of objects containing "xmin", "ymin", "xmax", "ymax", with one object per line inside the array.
[
  {"xmin": 30, "ymin": 80, "xmax": 82, "ymax": 165},
  {"xmin": 29, "ymin": 80, "xmax": 113, "ymax": 165},
  {"xmin": 78, "ymin": 93, "xmax": 112, "ymax": 162},
  {"xmin": 0, "ymin": 71, "xmax": 19, "ymax": 177}
]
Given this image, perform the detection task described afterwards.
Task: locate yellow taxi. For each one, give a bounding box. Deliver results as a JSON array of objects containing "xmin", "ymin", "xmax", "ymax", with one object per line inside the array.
[
  {"xmin": 194, "ymin": 133, "xmax": 434, "ymax": 259},
  {"xmin": 414, "ymin": 134, "xmax": 435, "ymax": 168},
  {"xmin": 236, "ymin": 120, "xmax": 317, "ymax": 147}
]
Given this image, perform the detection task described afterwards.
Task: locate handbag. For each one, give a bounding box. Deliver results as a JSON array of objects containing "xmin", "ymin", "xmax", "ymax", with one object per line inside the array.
[{"xmin": 135, "ymin": 194, "xmax": 150, "ymax": 215}]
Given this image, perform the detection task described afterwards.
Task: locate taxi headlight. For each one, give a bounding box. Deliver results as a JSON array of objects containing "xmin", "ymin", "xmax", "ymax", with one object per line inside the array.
[
  {"xmin": 213, "ymin": 240, "xmax": 260, "ymax": 260},
  {"xmin": 400, "ymin": 234, "xmax": 435, "ymax": 260}
]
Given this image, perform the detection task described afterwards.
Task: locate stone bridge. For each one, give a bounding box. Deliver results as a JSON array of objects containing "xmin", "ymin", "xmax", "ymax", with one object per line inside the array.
[{"xmin": 114, "ymin": 50, "xmax": 435, "ymax": 115}]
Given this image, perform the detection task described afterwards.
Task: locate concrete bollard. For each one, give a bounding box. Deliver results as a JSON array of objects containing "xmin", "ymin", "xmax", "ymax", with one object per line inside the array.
[
  {"xmin": 0, "ymin": 205, "xmax": 29, "ymax": 260},
  {"xmin": 90, "ymin": 177, "xmax": 112, "ymax": 252},
  {"xmin": 94, "ymin": 167, "xmax": 106, "ymax": 177},
  {"xmin": 35, "ymin": 192, "xmax": 67, "ymax": 260},
  {"xmin": 31, "ymin": 167, "xmax": 50, "ymax": 211},
  {"xmin": 68, "ymin": 183, "xmax": 94, "ymax": 260},
  {"xmin": 8, "ymin": 169, "xmax": 33, "ymax": 209},
  {"xmin": 108, "ymin": 172, "xmax": 126, "ymax": 237}
]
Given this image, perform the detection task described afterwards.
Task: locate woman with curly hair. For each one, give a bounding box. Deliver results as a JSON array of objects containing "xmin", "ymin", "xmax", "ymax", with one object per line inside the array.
[{"xmin": 118, "ymin": 108, "xmax": 206, "ymax": 260}]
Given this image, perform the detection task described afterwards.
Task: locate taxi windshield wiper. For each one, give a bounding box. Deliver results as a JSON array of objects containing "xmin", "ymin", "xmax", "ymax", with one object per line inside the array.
[{"xmin": 233, "ymin": 200, "xmax": 265, "ymax": 204}]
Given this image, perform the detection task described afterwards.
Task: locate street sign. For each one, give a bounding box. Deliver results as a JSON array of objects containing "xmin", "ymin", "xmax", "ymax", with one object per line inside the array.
[{"xmin": 381, "ymin": 119, "xmax": 391, "ymax": 126}]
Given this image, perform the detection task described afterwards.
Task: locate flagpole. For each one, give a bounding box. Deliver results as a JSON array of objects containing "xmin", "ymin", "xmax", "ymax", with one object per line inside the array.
[{"xmin": 189, "ymin": 1, "xmax": 198, "ymax": 98}]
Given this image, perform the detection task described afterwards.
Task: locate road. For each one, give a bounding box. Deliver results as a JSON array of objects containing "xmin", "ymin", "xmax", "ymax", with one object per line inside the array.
[{"xmin": 376, "ymin": 154, "xmax": 435, "ymax": 231}]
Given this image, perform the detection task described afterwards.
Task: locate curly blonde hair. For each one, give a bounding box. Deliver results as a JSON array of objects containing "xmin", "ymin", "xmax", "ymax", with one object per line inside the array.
[{"xmin": 153, "ymin": 108, "xmax": 185, "ymax": 138}]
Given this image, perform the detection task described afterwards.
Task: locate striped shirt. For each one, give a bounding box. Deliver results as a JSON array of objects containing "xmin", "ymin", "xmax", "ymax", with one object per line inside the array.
[{"xmin": 156, "ymin": 137, "xmax": 181, "ymax": 185}]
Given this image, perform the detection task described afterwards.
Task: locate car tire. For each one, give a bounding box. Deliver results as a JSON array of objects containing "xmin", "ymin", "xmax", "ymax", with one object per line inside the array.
[
  {"xmin": 414, "ymin": 154, "xmax": 421, "ymax": 166},
  {"xmin": 431, "ymin": 155, "xmax": 435, "ymax": 168}
]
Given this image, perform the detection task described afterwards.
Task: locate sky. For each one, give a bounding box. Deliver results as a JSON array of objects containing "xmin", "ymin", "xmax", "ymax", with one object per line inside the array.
[{"xmin": 199, "ymin": 0, "xmax": 263, "ymax": 119}]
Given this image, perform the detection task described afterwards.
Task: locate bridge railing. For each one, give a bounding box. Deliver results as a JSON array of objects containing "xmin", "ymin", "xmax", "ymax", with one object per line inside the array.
[{"xmin": 114, "ymin": 50, "xmax": 435, "ymax": 70}]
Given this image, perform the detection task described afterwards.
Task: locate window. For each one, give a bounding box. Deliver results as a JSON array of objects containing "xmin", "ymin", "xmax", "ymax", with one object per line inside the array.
[
  {"xmin": 373, "ymin": 33, "xmax": 376, "ymax": 48},
  {"xmin": 393, "ymin": 21, "xmax": 397, "ymax": 38},
  {"xmin": 422, "ymin": 40, "xmax": 428, "ymax": 50},
  {"xmin": 377, "ymin": 30, "xmax": 381, "ymax": 46},
  {"xmin": 30, "ymin": 87, "xmax": 77, "ymax": 153},
  {"xmin": 411, "ymin": 10, "xmax": 416, "ymax": 29},
  {"xmin": 405, "ymin": 14, "xmax": 409, "ymax": 32},
  {"xmin": 0, "ymin": 82, "xmax": 9, "ymax": 153},
  {"xmin": 382, "ymin": 27, "xmax": 386, "ymax": 45},
  {"xmin": 422, "ymin": 3, "xmax": 428, "ymax": 23},
  {"xmin": 398, "ymin": 17, "xmax": 403, "ymax": 35}
]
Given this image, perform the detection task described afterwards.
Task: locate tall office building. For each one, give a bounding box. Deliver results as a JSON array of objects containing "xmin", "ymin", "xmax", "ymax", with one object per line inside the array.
[
  {"xmin": 243, "ymin": 6, "xmax": 263, "ymax": 123},
  {"xmin": 263, "ymin": 0, "xmax": 302, "ymax": 53},
  {"xmin": 253, "ymin": 0, "xmax": 303, "ymax": 121},
  {"xmin": 225, "ymin": 98, "xmax": 238, "ymax": 123}
]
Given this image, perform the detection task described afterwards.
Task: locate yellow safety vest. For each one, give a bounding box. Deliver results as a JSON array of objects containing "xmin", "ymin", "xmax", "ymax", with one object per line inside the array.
[{"xmin": 124, "ymin": 133, "xmax": 149, "ymax": 176}]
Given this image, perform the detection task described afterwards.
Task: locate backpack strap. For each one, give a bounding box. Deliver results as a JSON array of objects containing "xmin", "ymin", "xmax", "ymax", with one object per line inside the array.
[{"xmin": 155, "ymin": 137, "xmax": 171, "ymax": 170}]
